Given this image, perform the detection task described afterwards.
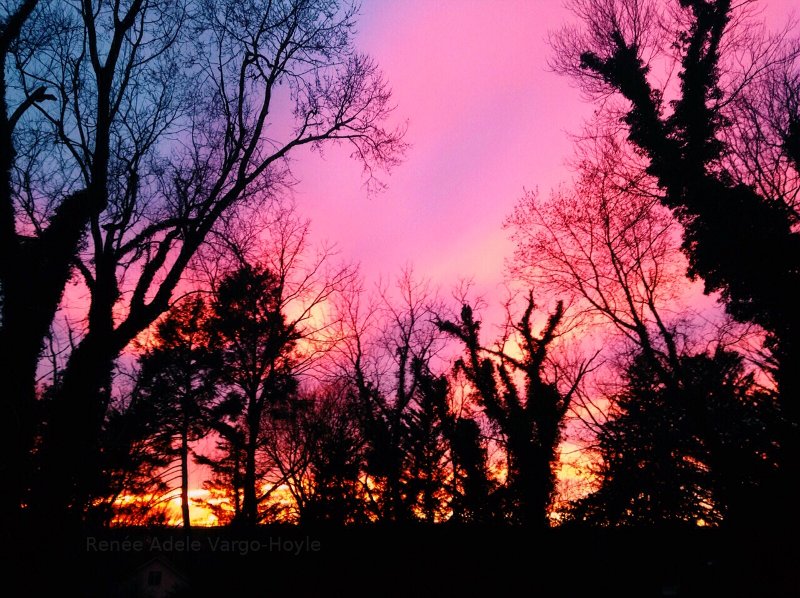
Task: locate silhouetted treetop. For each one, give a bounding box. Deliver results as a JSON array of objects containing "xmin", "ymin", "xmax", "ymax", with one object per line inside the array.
[{"xmin": 1, "ymin": 0, "xmax": 405, "ymax": 522}]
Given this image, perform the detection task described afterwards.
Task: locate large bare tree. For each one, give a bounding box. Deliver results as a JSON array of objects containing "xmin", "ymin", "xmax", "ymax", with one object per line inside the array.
[
  {"xmin": 551, "ymin": 0, "xmax": 800, "ymax": 522},
  {"xmin": 1, "ymin": 0, "xmax": 404, "ymax": 522}
]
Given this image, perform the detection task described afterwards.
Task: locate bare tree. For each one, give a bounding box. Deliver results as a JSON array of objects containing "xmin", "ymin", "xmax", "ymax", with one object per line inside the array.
[
  {"xmin": 3, "ymin": 0, "xmax": 404, "ymax": 520},
  {"xmin": 262, "ymin": 382, "xmax": 367, "ymax": 524},
  {"xmin": 508, "ymin": 132, "xmax": 731, "ymax": 388},
  {"xmin": 361, "ymin": 271, "xmax": 448, "ymax": 522},
  {"xmin": 551, "ymin": 0, "xmax": 800, "ymax": 521},
  {"xmin": 2, "ymin": 0, "xmax": 188, "ymax": 523},
  {"xmin": 326, "ymin": 269, "xmax": 456, "ymax": 522}
]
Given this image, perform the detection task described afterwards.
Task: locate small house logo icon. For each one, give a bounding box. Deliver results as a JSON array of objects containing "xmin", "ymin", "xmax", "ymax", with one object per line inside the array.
[{"xmin": 124, "ymin": 555, "xmax": 190, "ymax": 598}]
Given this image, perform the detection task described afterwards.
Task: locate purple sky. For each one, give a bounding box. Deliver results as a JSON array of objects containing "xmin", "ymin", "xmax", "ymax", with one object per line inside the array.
[{"xmin": 288, "ymin": 0, "xmax": 796, "ymax": 303}]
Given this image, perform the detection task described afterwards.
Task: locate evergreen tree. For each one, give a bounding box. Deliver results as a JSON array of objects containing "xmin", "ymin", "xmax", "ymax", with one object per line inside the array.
[
  {"xmin": 404, "ymin": 359, "xmax": 452, "ymax": 523},
  {"xmin": 293, "ymin": 385, "xmax": 367, "ymax": 525},
  {"xmin": 570, "ymin": 349, "xmax": 779, "ymax": 526},
  {"xmin": 134, "ymin": 297, "xmax": 220, "ymax": 528},
  {"xmin": 198, "ymin": 264, "xmax": 299, "ymax": 526}
]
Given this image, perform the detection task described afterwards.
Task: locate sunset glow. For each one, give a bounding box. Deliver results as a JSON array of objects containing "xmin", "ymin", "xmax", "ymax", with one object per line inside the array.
[
  {"xmin": 99, "ymin": 0, "xmax": 796, "ymax": 528},
  {"xmin": 5, "ymin": 5, "xmax": 800, "ymax": 583},
  {"xmin": 292, "ymin": 0, "xmax": 796, "ymax": 294}
]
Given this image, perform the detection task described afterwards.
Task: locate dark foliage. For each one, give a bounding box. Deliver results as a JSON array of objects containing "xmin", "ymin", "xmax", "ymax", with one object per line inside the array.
[
  {"xmin": 439, "ymin": 295, "xmax": 575, "ymax": 525},
  {"xmin": 564, "ymin": 0, "xmax": 800, "ymax": 518},
  {"xmin": 570, "ymin": 349, "xmax": 779, "ymax": 526}
]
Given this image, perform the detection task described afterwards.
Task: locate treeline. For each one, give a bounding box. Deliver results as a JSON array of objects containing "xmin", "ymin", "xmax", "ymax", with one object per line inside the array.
[
  {"xmin": 101, "ymin": 201, "xmax": 779, "ymax": 528},
  {"xmin": 1, "ymin": 0, "xmax": 798, "ymax": 532}
]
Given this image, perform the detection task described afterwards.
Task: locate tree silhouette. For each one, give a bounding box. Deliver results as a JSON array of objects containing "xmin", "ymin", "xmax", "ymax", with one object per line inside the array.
[
  {"xmin": 301, "ymin": 389, "xmax": 367, "ymax": 525},
  {"xmin": 184, "ymin": 207, "xmax": 356, "ymax": 525},
  {"xmin": 570, "ymin": 348, "xmax": 779, "ymax": 526},
  {"xmin": 132, "ymin": 297, "xmax": 220, "ymax": 529},
  {"xmin": 408, "ymin": 358, "xmax": 500, "ymax": 523},
  {"xmin": 77, "ymin": 382, "xmax": 173, "ymax": 527},
  {"xmin": 328, "ymin": 270, "xmax": 462, "ymax": 523},
  {"xmin": 445, "ymin": 416, "xmax": 498, "ymax": 524},
  {"xmin": 508, "ymin": 131, "xmax": 701, "ymax": 368},
  {"xmin": 439, "ymin": 294, "xmax": 585, "ymax": 525},
  {"xmin": 273, "ymin": 384, "xmax": 368, "ymax": 525},
  {"xmin": 198, "ymin": 264, "xmax": 299, "ymax": 526},
  {"xmin": 507, "ymin": 130, "xmax": 779, "ymax": 525},
  {"xmin": 552, "ymin": 0, "xmax": 800, "ymax": 518},
  {"xmin": 403, "ymin": 358, "xmax": 452, "ymax": 523},
  {"xmin": 1, "ymin": 0, "xmax": 187, "ymax": 525},
  {"xmin": 0, "ymin": 0, "xmax": 404, "ymax": 522}
]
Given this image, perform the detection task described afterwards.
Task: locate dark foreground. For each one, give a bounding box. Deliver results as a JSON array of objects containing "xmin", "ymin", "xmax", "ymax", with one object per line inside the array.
[{"xmin": 4, "ymin": 525, "xmax": 798, "ymax": 597}]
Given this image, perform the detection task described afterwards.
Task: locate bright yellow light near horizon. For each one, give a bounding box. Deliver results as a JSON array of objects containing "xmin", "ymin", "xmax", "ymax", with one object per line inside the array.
[
  {"xmin": 108, "ymin": 490, "xmax": 220, "ymax": 527},
  {"xmin": 109, "ymin": 442, "xmax": 601, "ymax": 527},
  {"xmin": 165, "ymin": 489, "xmax": 219, "ymax": 527}
]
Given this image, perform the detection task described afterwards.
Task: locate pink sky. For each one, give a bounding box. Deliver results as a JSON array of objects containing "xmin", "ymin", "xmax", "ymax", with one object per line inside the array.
[
  {"xmin": 187, "ymin": 0, "xmax": 796, "ymax": 513},
  {"xmin": 289, "ymin": 0, "xmax": 796, "ymax": 302},
  {"xmin": 291, "ymin": 0, "xmax": 589, "ymax": 296}
]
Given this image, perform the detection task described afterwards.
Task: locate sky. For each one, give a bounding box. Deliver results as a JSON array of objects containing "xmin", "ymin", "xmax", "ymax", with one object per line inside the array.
[
  {"xmin": 288, "ymin": 0, "xmax": 796, "ymax": 307},
  {"xmin": 179, "ymin": 0, "xmax": 798, "ymax": 519},
  {"xmin": 290, "ymin": 0, "xmax": 590, "ymax": 299}
]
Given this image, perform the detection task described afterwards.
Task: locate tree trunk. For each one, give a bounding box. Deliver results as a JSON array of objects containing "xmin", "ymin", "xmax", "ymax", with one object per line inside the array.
[
  {"xmin": 387, "ymin": 443, "xmax": 408, "ymax": 523},
  {"xmin": 774, "ymin": 335, "xmax": 800, "ymax": 531},
  {"xmin": 240, "ymin": 398, "xmax": 262, "ymax": 526},
  {"xmin": 232, "ymin": 451, "xmax": 242, "ymax": 519},
  {"xmin": 0, "ymin": 1, "xmax": 43, "ymax": 527},
  {"xmin": 33, "ymin": 330, "xmax": 116, "ymax": 520},
  {"xmin": 509, "ymin": 428, "xmax": 555, "ymax": 527},
  {"xmin": 0, "ymin": 190, "xmax": 96, "ymax": 525},
  {"xmin": 241, "ymin": 438, "xmax": 258, "ymax": 525},
  {"xmin": 181, "ymin": 422, "xmax": 191, "ymax": 530},
  {"xmin": 0, "ymin": 303, "xmax": 42, "ymax": 527},
  {"xmin": 33, "ymin": 255, "xmax": 118, "ymax": 520},
  {"xmin": 32, "ymin": 248, "xmax": 120, "ymax": 522}
]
